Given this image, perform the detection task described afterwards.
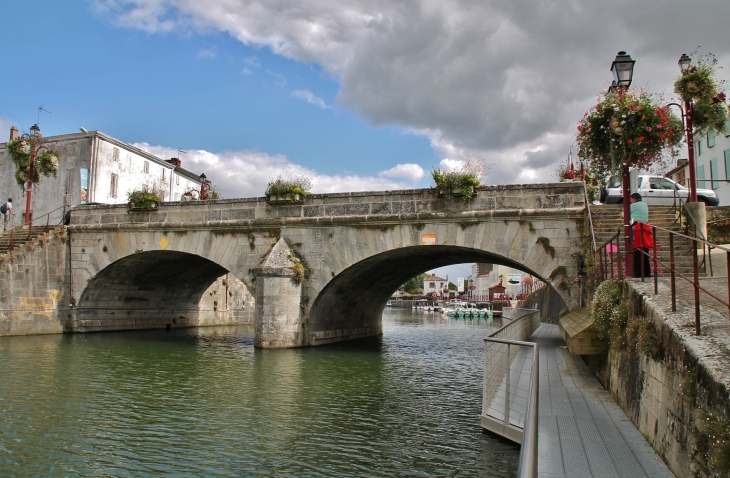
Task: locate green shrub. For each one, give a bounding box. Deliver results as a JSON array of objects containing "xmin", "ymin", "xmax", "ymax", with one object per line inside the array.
[
  {"xmin": 694, "ymin": 410, "xmax": 730, "ymax": 475},
  {"xmin": 431, "ymin": 158, "xmax": 491, "ymax": 201},
  {"xmin": 591, "ymin": 279, "xmax": 623, "ymax": 341},
  {"xmin": 266, "ymin": 174, "xmax": 312, "ymax": 200},
  {"xmin": 128, "ymin": 187, "xmax": 163, "ymax": 210}
]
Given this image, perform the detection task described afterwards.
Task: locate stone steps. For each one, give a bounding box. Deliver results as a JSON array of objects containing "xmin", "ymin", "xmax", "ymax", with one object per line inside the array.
[
  {"xmin": 0, "ymin": 226, "xmax": 55, "ymax": 254},
  {"xmin": 588, "ymin": 205, "xmax": 699, "ymax": 276}
]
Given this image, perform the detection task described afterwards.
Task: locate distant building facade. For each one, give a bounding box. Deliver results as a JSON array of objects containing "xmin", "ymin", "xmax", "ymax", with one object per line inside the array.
[
  {"xmin": 0, "ymin": 128, "xmax": 203, "ymax": 225},
  {"xmin": 664, "ymin": 122, "xmax": 730, "ymax": 206},
  {"xmin": 423, "ymin": 274, "xmax": 448, "ymax": 296}
]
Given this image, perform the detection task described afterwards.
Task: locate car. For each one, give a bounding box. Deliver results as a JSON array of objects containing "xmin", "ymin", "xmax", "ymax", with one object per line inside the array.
[{"xmin": 601, "ymin": 175, "xmax": 720, "ymax": 206}]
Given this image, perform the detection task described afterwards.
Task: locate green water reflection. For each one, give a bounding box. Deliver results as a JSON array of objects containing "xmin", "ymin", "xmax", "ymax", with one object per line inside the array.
[{"xmin": 0, "ymin": 309, "xmax": 518, "ymax": 476}]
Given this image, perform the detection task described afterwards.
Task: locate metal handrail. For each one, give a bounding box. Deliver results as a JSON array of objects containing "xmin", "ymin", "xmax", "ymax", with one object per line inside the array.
[
  {"xmin": 632, "ymin": 223, "xmax": 730, "ymax": 335},
  {"xmin": 3, "ymin": 204, "xmax": 69, "ymax": 253},
  {"xmin": 482, "ymin": 309, "xmax": 540, "ymax": 478},
  {"xmin": 583, "ymin": 181, "xmax": 597, "ymax": 254}
]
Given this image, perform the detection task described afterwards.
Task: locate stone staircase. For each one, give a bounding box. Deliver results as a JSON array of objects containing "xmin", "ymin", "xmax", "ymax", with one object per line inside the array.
[
  {"xmin": 587, "ymin": 205, "xmax": 699, "ymax": 276},
  {"xmin": 0, "ymin": 226, "xmax": 56, "ymax": 255}
]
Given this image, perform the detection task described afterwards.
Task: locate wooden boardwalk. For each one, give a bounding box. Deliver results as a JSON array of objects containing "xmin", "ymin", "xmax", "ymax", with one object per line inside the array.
[{"xmin": 533, "ymin": 324, "xmax": 674, "ymax": 477}]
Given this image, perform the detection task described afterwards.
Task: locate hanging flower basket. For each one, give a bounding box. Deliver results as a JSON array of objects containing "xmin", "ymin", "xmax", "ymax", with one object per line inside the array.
[
  {"xmin": 576, "ymin": 89, "xmax": 684, "ymax": 179},
  {"xmin": 5, "ymin": 138, "xmax": 60, "ymax": 190},
  {"xmin": 674, "ymin": 66, "xmax": 718, "ymax": 102},
  {"xmin": 674, "ymin": 54, "xmax": 729, "ymax": 135},
  {"xmin": 693, "ymin": 99, "xmax": 729, "ymax": 135}
]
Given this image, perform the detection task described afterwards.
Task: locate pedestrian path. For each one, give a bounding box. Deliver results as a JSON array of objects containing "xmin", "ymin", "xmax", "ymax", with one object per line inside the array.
[{"xmin": 533, "ymin": 324, "xmax": 674, "ymax": 477}]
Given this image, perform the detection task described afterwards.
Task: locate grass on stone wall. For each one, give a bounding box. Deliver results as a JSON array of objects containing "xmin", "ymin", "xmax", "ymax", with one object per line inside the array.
[
  {"xmin": 693, "ymin": 409, "xmax": 730, "ymax": 475},
  {"xmin": 591, "ymin": 279, "xmax": 629, "ymax": 350},
  {"xmin": 536, "ymin": 236, "xmax": 555, "ymax": 258}
]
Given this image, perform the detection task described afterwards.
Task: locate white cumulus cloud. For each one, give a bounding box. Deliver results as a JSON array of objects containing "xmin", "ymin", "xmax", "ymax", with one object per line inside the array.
[
  {"xmin": 292, "ymin": 89, "xmax": 329, "ymax": 109},
  {"xmin": 97, "ymin": 0, "xmax": 730, "ymax": 184},
  {"xmin": 133, "ymin": 143, "xmax": 423, "ymax": 198},
  {"xmin": 379, "ymin": 163, "xmax": 425, "ymax": 182}
]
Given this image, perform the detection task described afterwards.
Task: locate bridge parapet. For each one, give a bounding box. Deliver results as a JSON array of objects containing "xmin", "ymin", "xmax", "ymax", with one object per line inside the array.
[{"xmin": 68, "ymin": 183, "xmax": 584, "ymax": 228}]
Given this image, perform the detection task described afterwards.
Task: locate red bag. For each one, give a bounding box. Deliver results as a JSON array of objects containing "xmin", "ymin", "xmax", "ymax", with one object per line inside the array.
[{"xmin": 632, "ymin": 223, "xmax": 654, "ymax": 249}]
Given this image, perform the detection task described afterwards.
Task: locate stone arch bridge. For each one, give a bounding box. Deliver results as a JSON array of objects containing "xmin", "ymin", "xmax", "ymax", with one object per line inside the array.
[{"xmin": 1, "ymin": 183, "xmax": 586, "ymax": 347}]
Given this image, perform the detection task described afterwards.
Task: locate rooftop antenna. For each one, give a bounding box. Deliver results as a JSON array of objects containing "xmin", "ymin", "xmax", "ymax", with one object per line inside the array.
[
  {"xmin": 37, "ymin": 105, "xmax": 51, "ymax": 126},
  {"xmin": 178, "ymin": 149, "xmax": 186, "ymax": 159}
]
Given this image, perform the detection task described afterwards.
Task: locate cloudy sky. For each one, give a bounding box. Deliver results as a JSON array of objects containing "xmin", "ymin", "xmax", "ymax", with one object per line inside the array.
[{"xmin": 2, "ymin": 1, "xmax": 730, "ymax": 278}]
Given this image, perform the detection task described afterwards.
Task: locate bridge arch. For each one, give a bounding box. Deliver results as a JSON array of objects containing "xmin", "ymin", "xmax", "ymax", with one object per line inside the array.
[
  {"xmin": 309, "ymin": 245, "xmax": 565, "ymax": 341},
  {"xmin": 76, "ymin": 250, "xmax": 253, "ymax": 331}
]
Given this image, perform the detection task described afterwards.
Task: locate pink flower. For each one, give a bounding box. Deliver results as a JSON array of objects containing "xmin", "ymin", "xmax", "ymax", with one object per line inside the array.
[
  {"xmin": 656, "ymin": 124, "xmax": 662, "ymax": 129},
  {"xmin": 646, "ymin": 127, "xmax": 652, "ymax": 132}
]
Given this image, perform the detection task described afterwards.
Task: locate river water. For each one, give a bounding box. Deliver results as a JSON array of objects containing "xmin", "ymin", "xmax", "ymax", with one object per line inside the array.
[{"xmin": 0, "ymin": 308, "xmax": 519, "ymax": 477}]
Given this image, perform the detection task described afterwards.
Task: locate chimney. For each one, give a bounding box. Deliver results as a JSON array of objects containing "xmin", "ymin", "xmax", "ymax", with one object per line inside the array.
[
  {"xmin": 166, "ymin": 157, "xmax": 182, "ymax": 167},
  {"xmin": 9, "ymin": 126, "xmax": 18, "ymax": 141}
]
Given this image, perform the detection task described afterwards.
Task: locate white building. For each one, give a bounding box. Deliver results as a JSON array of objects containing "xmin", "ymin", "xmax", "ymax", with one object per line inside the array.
[
  {"xmin": 469, "ymin": 263, "xmax": 493, "ymax": 298},
  {"xmin": 0, "ymin": 127, "xmax": 204, "ymax": 225},
  {"xmin": 469, "ymin": 262, "xmax": 531, "ymax": 300},
  {"xmin": 664, "ymin": 121, "xmax": 730, "ymax": 206},
  {"xmin": 422, "ymin": 273, "xmax": 449, "ymax": 296}
]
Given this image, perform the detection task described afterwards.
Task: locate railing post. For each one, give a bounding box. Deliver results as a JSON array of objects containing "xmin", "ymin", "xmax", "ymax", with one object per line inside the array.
[
  {"xmin": 670, "ymin": 233, "xmax": 676, "ymax": 312},
  {"xmin": 653, "ymin": 226, "xmax": 658, "ymax": 294},
  {"xmin": 504, "ymin": 343, "xmax": 511, "ymax": 429},
  {"xmin": 640, "ymin": 223, "xmax": 645, "ymax": 282},
  {"xmin": 617, "ymin": 229, "xmax": 623, "ymax": 280},
  {"xmin": 727, "ymin": 251, "xmax": 730, "ymax": 321},
  {"xmin": 693, "ymin": 240, "xmax": 701, "ymax": 335}
]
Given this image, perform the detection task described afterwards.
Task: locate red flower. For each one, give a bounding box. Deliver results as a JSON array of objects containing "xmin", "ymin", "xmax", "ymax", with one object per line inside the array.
[
  {"xmin": 627, "ymin": 139, "xmax": 633, "ymax": 144},
  {"xmin": 638, "ymin": 137, "xmax": 645, "ymax": 142}
]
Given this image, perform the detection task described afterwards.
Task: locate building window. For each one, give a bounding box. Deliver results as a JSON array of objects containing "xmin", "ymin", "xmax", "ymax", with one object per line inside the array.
[
  {"xmin": 110, "ymin": 173, "xmax": 118, "ymax": 198},
  {"xmin": 697, "ymin": 165, "xmax": 706, "ymax": 189},
  {"xmin": 708, "ymin": 131, "xmax": 716, "ymax": 148},
  {"xmin": 176, "ymin": 174, "xmax": 180, "ymax": 185},
  {"xmin": 711, "ymin": 158, "xmax": 719, "ymax": 189},
  {"xmin": 429, "ymin": 282, "xmax": 435, "ymax": 288},
  {"xmin": 143, "ymin": 161, "xmax": 149, "ymax": 174},
  {"xmin": 696, "ymin": 140, "xmax": 703, "ymax": 156},
  {"xmin": 112, "ymin": 147, "xmax": 119, "ymax": 162},
  {"xmin": 725, "ymin": 150, "xmax": 730, "ymax": 180}
]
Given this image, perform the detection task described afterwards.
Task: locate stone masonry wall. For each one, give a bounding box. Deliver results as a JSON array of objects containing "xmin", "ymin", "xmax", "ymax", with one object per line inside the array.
[
  {"xmin": 585, "ymin": 281, "xmax": 730, "ymax": 477},
  {"xmin": 0, "ymin": 228, "xmax": 72, "ymax": 335}
]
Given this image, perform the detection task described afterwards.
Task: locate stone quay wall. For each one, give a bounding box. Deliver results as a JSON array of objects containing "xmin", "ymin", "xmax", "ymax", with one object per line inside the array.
[
  {"xmin": 0, "ymin": 229, "xmax": 71, "ymax": 335},
  {"xmin": 586, "ymin": 281, "xmax": 730, "ymax": 477}
]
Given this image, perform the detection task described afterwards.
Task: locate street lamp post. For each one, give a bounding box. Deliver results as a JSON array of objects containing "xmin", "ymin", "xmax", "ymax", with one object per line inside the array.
[
  {"xmin": 22, "ymin": 124, "xmax": 46, "ymax": 226},
  {"xmin": 610, "ymin": 51, "xmax": 636, "ymax": 277},
  {"xmin": 199, "ymin": 173, "xmax": 208, "ymax": 200},
  {"xmin": 678, "ymin": 53, "xmax": 698, "ymax": 203}
]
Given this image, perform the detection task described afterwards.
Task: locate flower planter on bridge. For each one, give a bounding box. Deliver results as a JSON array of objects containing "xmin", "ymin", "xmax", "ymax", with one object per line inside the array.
[{"xmin": 267, "ymin": 194, "xmax": 304, "ymax": 205}]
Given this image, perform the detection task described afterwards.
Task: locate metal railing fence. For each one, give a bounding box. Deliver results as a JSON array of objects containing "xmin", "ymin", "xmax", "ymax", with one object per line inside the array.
[
  {"xmin": 2, "ymin": 204, "xmax": 69, "ymax": 253},
  {"xmin": 482, "ymin": 308, "xmax": 540, "ymax": 478}
]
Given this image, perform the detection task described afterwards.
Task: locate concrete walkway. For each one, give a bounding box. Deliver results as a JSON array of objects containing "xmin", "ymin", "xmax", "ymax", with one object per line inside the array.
[{"xmin": 533, "ymin": 324, "xmax": 674, "ymax": 477}]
